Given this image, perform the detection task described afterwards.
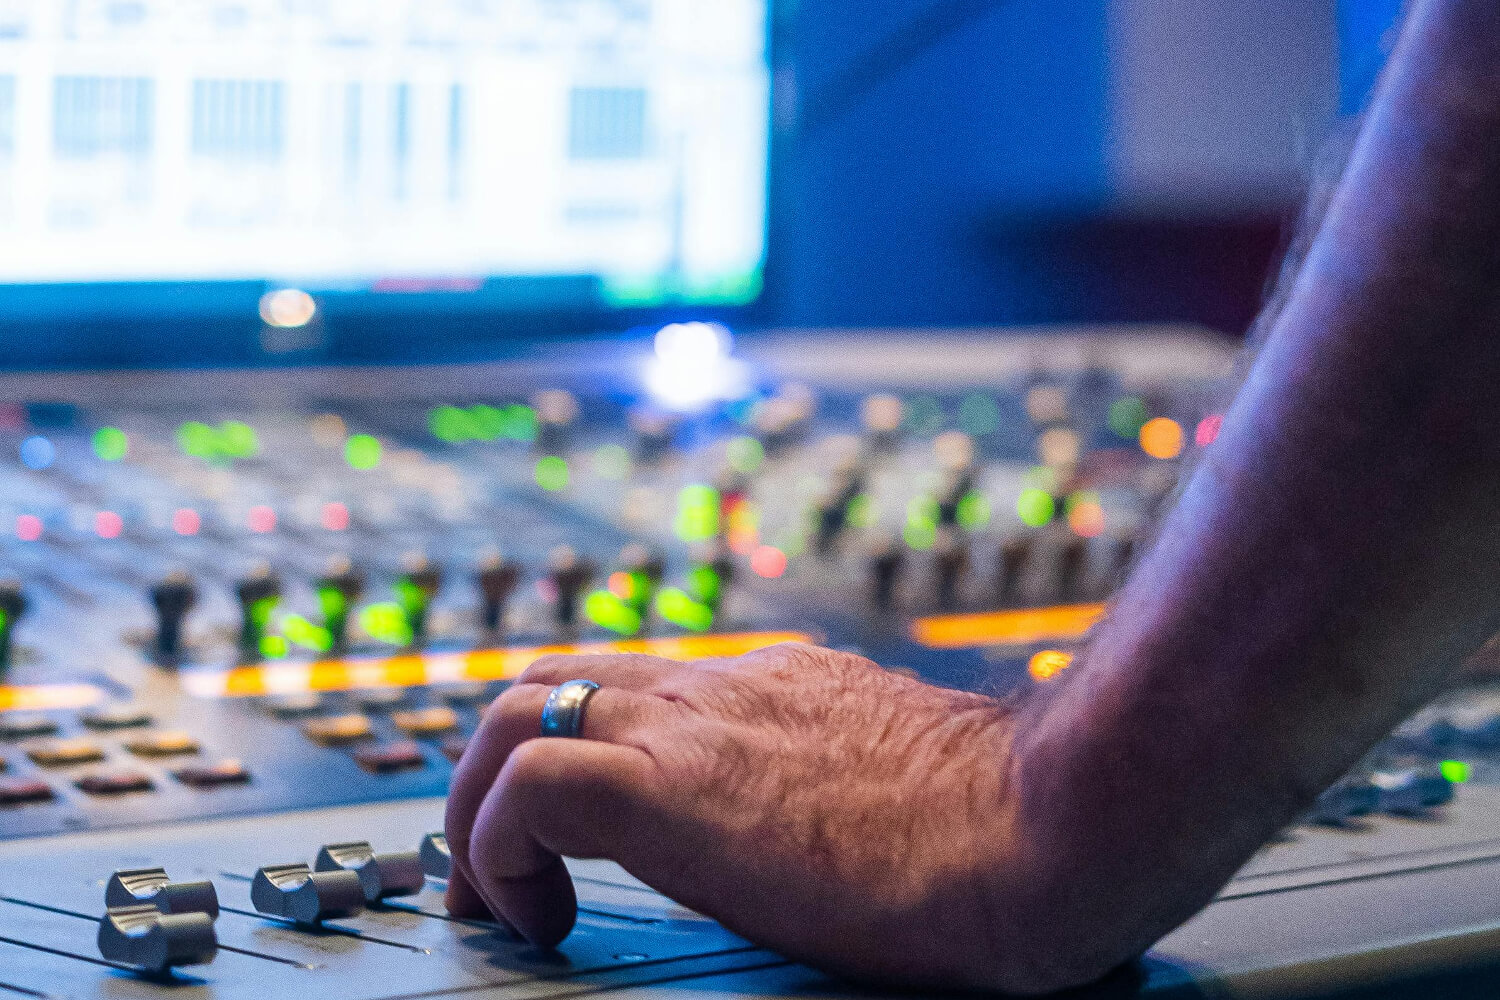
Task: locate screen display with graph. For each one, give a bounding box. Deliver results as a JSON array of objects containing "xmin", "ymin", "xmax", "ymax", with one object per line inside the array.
[{"xmin": 0, "ymin": 1, "xmax": 770, "ymax": 310}]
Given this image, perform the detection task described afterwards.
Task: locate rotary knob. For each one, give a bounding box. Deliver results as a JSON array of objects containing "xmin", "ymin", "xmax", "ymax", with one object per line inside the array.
[
  {"xmin": 106, "ymin": 868, "xmax": 219, "ymax": 918},
  {"xmin": 149, "ymin": 571, "xmax": 198, "ymax": 664},
  {"xmin": 315, "ymin": 842, "xmax": 424, "ymax": 902},
  {"xmin": 98, "ymin": 905, "xmax": 217, "ymax": 972},
  {"xmin": 251, "ymin": 863, "xmax": 365, "ymax": 924}
]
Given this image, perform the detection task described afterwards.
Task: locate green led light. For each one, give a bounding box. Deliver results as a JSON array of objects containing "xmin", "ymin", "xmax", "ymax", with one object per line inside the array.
[
  {"xmin": 317, "ymin": 586, "xmax": 348, "ymax": 624},
  {"xmin": 1108, "ymin": 397, "xmax": 1150, "ymax": 440},
  {"xmin": 726, "ymin": 436, "xmax": 765, "ymax": 474},
  {"xmin": 903, "ymin": 518, "xmax": 938, "ymax": 551},
  {"xmin": 535, "ymin": 455, "xmax": 570, "ymax": 492},
  {"xmin": 394, "ymin": 578, "xmax": 428, "ymax": 621},
  {"xmin": 1441, "ymin": 760, "xmax": 1472, "ymax": 784},
  {"xmin": 345, "ymin": 434, "xmax": 382, "ymax": 470},
  {"xmin": 674, "ymin": 484, "xmax": 721, "ymax": 542},
  {"xmin": 177, "ymin": 421, "xmax": 216, "ymax": 458},
  {"xmin": 687, "ymin": 564, "xmax": 723, "ymax": 607},
  {"xmin": 906, "ymin": 494, "xmax": 939, "ymax": 525},
  {"xmin": 845, "ymin": 493, "xmax": 875, "ymax": 529},
  {"xmin": 585, "ymin": 590, "xmax": 643, "ymax": 636},
  {"xmin": 655, "ymin": 587, "xmax": 714, "ymax": 632},
  {"xmin": 92, "ymin": 426, "xmax": 128, "ymax": 462},
  {"xmin": 956, "ymin": 491, "xmax": 992, "ymax": 530},
  {"xmin": 958, "ymin": 395, "xmax": 1001, "ymax": 436},
  {"xmin": 281, "ymin": 614, "xmax": 333, "ymax": 653},
  {"xmin": 501, "ymin": 405, "xmax": 538, "ymax": 442},
  {"xmin": 258, "ymin": 635, "xmax": 289, "ymax": 659},
  {"xmin": 469, "ymin": 405, "xmax": 505, "ymax": 441},
  {"xmin": 429, "ymin": 406, "xmax": 474, "ymax": 443},
  {"xmin": 593, "ymin": 443, "xmax": 631, "ymax": 480},
  {"xmin": 360, "ymin": 602, "xmax": 413, "ymax": 647},
  {"xmin": 1017, "ymin": 488, "xmax": 1056, "ymax": 527},
  {"xmin": 220, "ymin": 421, "xmax": 260, "ymax": 459}
]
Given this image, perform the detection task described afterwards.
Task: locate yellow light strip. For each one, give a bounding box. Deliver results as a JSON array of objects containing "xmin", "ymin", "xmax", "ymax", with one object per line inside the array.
[
  {"xmin": 181, "ymin": 631, "xmax": 811, "ymax": 699},
  {"xmin": 0, "ymin": 684, "xmax": 107, "ymax": 711},
  {"xmin": 911, "ymin": 604, "xmax": 1106, "ymax": 650}
]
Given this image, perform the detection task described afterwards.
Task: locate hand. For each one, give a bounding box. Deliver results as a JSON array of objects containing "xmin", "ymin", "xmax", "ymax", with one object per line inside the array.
[{"xmin": 443, "ymin": 644, "xmax": 1192, "ymax": 993}]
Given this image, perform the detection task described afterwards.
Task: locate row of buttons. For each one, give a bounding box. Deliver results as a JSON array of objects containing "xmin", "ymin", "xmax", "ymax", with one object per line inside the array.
[{"xmin": 0, "ymin": 759, "xmax": 251, "ymax": 805}]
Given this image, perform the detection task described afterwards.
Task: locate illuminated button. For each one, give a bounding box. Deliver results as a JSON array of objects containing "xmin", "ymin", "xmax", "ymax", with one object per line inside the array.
[
  {"xmin": 440, "ymin": 736, "xmax": 468, "ymax": 763},
  {"xmin": 265, "ymin": 693, "xmax": 324, "ymax": 718},
  {"xmin": 302, "ymin": 714, "xmax": 373, "ymax": 747},
  {"xmin": 353, "ymin": 740, "xmax": 426, "ymax": 774},
  {"xmin": 392, "ymin": 707, "xmax": 459, "ymax": 737},
  {"xmin": 27, "ymin": 738, "xmax": 105, "ymax": 766},
  {"xmin": 353, "ymin": 688, "xmax": 410, "ymax": 713},
  {"xmin": 124, "ymin": 731, "xmax": 202, "ymax": 758},
  {"xmin": 82, "ymin": 704, "xmax": 154, "ymax": 730},
  {"xmin": 0, "ymin": 777, "xmax": 54, "ymax": 805},
  {"xmin": 0, "ymin": 712, "xmax": 58, "ymax": 740},
  {"xmin": 76, "ymin": 770, "xmax": 154, "ymax": 796},
  {"xmin": 172, "ymin": 759, "xmax": 252, "ymax": 789}
]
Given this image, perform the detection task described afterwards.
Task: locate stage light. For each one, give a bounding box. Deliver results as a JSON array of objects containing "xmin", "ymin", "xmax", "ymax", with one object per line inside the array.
[{"xmin": 645, "ymin": 322, "xmax": 748, "ymax": 411}]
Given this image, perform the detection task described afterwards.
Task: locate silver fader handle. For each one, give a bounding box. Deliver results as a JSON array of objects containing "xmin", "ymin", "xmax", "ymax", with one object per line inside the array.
[
  {"xmin": 106, "ymin": 867, "xmax": 220, "ymax": 918},
  {"xmin": 251, "ymin": 863, "xmax": 366, "ymax": 923},
  {"xmin": 420, "ymin": 832, "xmax": 451, "ymax": 880},
  {"xmin": 98, "ymin": 905, "xmax": 218, "ymax": 973},
  {"xmin": 315, "ymin": 841, "xmax": 424, "ymax": 902}
]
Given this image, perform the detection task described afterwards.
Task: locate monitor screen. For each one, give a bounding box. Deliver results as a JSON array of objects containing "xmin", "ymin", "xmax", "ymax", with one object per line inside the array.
[{"xmin": 0, "ymin": 1, "xmax": 770, "ymax": 314}]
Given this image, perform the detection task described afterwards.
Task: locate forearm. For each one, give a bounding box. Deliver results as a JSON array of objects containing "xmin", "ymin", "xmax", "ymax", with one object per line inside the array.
[{"xmin": 1011, "ymin": 0, "xmax": 1500, "ymax": 970}]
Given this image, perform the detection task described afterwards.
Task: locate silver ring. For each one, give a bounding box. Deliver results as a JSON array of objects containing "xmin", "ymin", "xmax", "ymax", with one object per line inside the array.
[{"xmin": 539, "ymin": 680, "xmax": 600, "ymax": 739}]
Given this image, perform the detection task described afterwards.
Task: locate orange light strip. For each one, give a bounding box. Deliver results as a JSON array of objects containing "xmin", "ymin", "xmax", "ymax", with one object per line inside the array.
[
  {"xmin": 0, "ymin": 684, "xmax": 107, "ymax": 711},
  {"xmin": 911, "ymin": 604, "xmax": 1106, "ymax": 650},
  {"xmin": 181, "ymin": 632, "xmax": 811, "ymax": 699}
]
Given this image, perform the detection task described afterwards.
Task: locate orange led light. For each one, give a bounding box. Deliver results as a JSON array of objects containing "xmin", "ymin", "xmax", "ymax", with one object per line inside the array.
[
  {"xmin": 0, "ymin": 684, "xmax": 106, "ymax": 711},
  {"xmin": 1139, "ymin": 418, "xmax": 1184, "ymax": 460},
  {"xmin": 911, "ymin": 604, "xmax": 1106, "ymax": 650},
  {"xmin": 181, "ymin": 631, "xmax": 813, "ymax": 699},
  {"xmin": 1028, "ymin": 649, "xmax": 1074, "ymax": 681}
]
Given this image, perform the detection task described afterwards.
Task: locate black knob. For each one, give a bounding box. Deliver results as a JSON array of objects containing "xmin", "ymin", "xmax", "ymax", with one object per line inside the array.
[
  {"xmin": 532, "ymin": 390, "xmax": 579, "ymax": 455},
  {"xmin": 688, "ymin": 541, "xmax": 736, "ymax": 613},
  {"xmin": 618, "ymin": 543, "xmax": 665, "ymax": 613},
  {"xmin": 860, "ymin": 394, "xmax": 904, "ymax": 452},
  {"xmin": 0, "ymin": 577, "xmax": 26, "ymax": 674},
  {"xmin": 235, "ymin": 563, "xmax": 282, "ymax": 661},
  {"xmin": 395, "ymin": 553, "xmax": 443, "ymax": 648},
  {"xmin": 629, "ymin": 410, "xmax": 678, "ymax": 464},
  {"xmin": 814, "ymin": 460, "xmax": 865, "ymax": 555},
  {"xmin": 998, "ymin": 537, "xmax": 1032, "ymax": 607},
  {"xmin": 1107, "ymin": 532, "xmax": 1138, "ymax": 593},
  {"xmin": 1056, "ymin": 537, "xmax": 1088, "ymax": 603},
  {"xmin": 548, "ymin": 546, "xmax": 594, "ymax": 633},
  {"xmin": 476, "ymin": 551, "xmax": 520, "ymax": 637},
  {"xmin": 149, "ymin": 570, "xmax": 198, "ymax": 663},
  {"xmin": 933, "ymin": 528, "xmax": 967, "ymax": 610},
  {"xmin": 868, "ymin": 536, "xmax": 905, "ymax": 610},
  {"xmin": 316, "ymin": 555, "xmax": 364, "ymax": 653}
]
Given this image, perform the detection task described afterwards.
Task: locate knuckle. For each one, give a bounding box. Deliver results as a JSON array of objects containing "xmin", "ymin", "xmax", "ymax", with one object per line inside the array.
[{"xmin": 518, "ymin": 654, "xmax": 577, "ymax": 684}]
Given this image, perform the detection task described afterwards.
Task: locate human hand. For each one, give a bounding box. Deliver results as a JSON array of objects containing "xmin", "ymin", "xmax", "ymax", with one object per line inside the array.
[{"xmin": 442, "ymin": 644, "xmax": 1211, "ymax": 993}]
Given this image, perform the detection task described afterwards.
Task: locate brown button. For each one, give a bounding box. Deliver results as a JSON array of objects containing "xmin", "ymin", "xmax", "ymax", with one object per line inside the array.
[
  {"xmin": 392, "ymin": 707, "xmax": 459, "ymax": 737},
  {"xmin": 303, "ymin": 714, "xmax": 373, "ymax": 747},
  {"xmin": 172, "ymin": 759, "xmax": 252, "ymax": 788},
  {"xmin": 124, "ymin": 731, "xmax": 201, "ymax": 758},
  {"xmin": 76, "ymin": 771, "xmax": 154, "ymax": 796},
  {"xmin": 26, "ymin": 738, "xmax": 106, "ymax": 767},
  {"xmin": 0, "ymin": 777, "xmax": 54, "ymax": 806},
  {"xmin": 353, "ymin": 740, "xmax": 427, "ymax": 774},
  {"xmin": 441, "ymin": 736, "xmax": 468, "ymax": 763},
  {"xmin": 0, "ymin": 712, "xmax": 58, "ymax": 740},
  {"xmin": 81, "ymin": 704, "xmax": 154, "ymax": 730}
]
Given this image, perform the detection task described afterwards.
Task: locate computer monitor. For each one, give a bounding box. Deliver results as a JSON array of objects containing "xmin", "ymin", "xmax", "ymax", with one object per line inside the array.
[{"xmin": 0, "ymin": 1, "xmax": 771, "ymax": 354}]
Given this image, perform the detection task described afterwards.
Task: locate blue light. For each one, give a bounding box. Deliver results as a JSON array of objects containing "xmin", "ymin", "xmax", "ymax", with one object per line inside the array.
[{"xmin": 20, "ymin": 436, "xmax": 54, "ymax": 470}]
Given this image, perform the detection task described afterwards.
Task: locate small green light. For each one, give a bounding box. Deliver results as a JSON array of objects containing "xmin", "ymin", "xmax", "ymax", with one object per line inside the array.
[
  {"xmin": 220, "ymin": 421, "xmax": 260, "ymax": 459},
  {"xmin": 687, "ymin": 564, "xmax": 723, "ymax": 607},
  {"xmin": 361, "ymin": 602, "xmax": 413, "ymax": 647},
  {"xmin": 345, "ymin": 434, "xmax": 382, "ymax": 470},
  {"xmin": 469, "ymin": 405, "xmax": 505, "ymax": 441},
  {"xmin": 92, "ymin": 426, "xmax": 128, "ymax": 462},
  {"xmin": 501, "ymin": 405, "xmax": 539, "ymax": 442},
  {"xmin": 655, "ymin": 587, "xmax": 714, "ymax": 632},
  {"xmin": 674, "ymin": 484, "xmax": 721, "ymax": 542},
  {"xmin": 281, "ymin": 614, "xmax": 333, "ymax": 653},
  {"xmin": 585, "ymin": 591, "xmax": 643, "ymax": 636},
  {"xmin": 726, "ymin": 436, "xmax": 765, "ymax": 474},
  {"xmin": 535, "ymin": 455, "xmax": 570, "ymax": 492},
  {"xmin": 593, "ymin": 444, "xmax": 631, "ymax": 480},
  {"xmin": 429, "ymin": 406, "xmax": 474, "ymax": 443},
  {"xmin": 906, "ymin": 494, "xmax": 939, "ymax": 525},
  {"xmin": 844, "ymin": 493, "xmax": 875, "ymax": 529},
  {"xmin": 258, "ymin": 634, "xmax": 289, "ymax": 659},
  {"xmin": 1017, "ymin": 488, "xmax": 1056, "ymax": 527},
  {"xmin": 1108, "ymin": 397, "xmax": 1150, "ymax": 440},
  {"xmin": 1441, "ymin": 760, "xmax": 1472, "ymax": 784},
  {"xmin": 903, "ymin": 518, "xmax": 938, "ymax": 551},
  {"xmin": 958, "ymin": 395, "xmax": 1000, "ymax": 436},
  {"xmin": 956, "ymin": 491, "xmax": 992, "ymax": 530},
  {"xmin": 177, "ymin": 421, "xmax": 217, "ymax": 458}
]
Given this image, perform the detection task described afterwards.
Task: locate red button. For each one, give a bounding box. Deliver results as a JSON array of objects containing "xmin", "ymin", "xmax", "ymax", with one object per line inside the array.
[
  {"xmin": 172, "ymin": 759, "xmax": 252, "ymax": 788},
  {"xmin": 0, "ymin": 777, "xmax": 54, "ymax": 806},
  {"xmin": 354, "ymin": 741, "xmax": 426, "ymax": 774},
  {"xmin": 75, "ymin": 771, "xmax": 154, "ymax": 796}
]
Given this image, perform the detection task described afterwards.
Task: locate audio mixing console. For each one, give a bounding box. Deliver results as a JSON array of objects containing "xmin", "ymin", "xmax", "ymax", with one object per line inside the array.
[{"xmin": 1, "ymin": 328, "xmax": 1499, "ymax": 999}]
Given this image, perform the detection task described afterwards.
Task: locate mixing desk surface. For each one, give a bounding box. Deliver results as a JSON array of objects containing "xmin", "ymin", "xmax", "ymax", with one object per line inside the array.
[{"xmin": 1, "ymin": 328, "xmax": 1499, "ymax": 999}]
